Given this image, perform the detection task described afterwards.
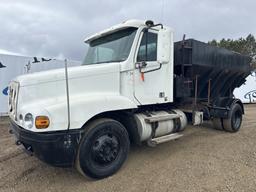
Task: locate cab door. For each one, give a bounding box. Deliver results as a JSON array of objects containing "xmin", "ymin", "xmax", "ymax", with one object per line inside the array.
[{"xmin": 133, "ymin": 29, "xmax": 173, "ymax": 105}]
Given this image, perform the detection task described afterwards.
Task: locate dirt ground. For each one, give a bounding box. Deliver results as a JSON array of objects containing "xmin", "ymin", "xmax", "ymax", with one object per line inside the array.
[{"xmin": 0, "ymin": 105, "xmax": 256, "ymax": 192}]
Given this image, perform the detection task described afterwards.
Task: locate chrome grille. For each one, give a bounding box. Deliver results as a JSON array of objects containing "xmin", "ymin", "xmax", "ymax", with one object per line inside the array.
[{"xmin": 8, "ymin": 81, "xmax": 19, "ymax": 120}]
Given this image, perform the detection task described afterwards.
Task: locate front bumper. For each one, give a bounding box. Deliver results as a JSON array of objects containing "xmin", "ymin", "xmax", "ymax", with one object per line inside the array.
[{"xmin": 9, "ymin": 119, "xmax": 83, "ymax": 167}]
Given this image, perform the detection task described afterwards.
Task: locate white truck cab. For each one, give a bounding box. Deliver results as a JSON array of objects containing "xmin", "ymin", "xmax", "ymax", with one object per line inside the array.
[{"xmin": 8, "ymin": 20, "xmax": 249, "ymax": 179}]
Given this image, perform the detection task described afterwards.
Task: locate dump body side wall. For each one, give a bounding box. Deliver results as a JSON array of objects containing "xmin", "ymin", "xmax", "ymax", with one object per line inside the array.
[{"xmin": 174, "ymin": 39, "xmax": 251, "ymax": 102}]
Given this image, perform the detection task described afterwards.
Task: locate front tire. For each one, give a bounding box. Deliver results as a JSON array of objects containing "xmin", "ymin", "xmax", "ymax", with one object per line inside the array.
[{"xmin": 76, "ymin": 118, "xmax": 130, "ymax": 179}]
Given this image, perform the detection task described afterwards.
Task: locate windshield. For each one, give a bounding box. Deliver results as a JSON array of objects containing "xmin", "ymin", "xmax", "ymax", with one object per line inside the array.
[{"xmin": 83, "ymin": 27, "xmax": 137, "ymax": 65}]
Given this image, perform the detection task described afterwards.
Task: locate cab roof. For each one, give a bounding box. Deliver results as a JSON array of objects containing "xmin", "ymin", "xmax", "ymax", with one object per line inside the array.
[{"xmin": 84, "ymin": 20, "xmax": 146, "ymax": 43}]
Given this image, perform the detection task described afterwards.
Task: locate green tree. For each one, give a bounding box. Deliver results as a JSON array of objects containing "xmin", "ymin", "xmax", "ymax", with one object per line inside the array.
[{"xmin": 208, "ymin": 34, "xmax": 256, "ymax": 58}]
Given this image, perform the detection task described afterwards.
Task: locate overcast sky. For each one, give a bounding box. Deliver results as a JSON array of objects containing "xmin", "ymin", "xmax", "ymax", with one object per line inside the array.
[{"xmin": 0, "ymin": 0, "xmax": 255, "ymax": 61}]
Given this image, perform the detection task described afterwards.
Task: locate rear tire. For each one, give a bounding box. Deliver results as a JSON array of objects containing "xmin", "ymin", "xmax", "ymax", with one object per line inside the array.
[
  {"xmin": 212, "ymin": 118, "xmax": 223, "ymax": 130},
  {"xmin": 76, "ymin": 118, "xmax": 130, "ymax": 179},
  {"xmin": 222, "ymin": 104, "xmax": 243, "ymax": 133}
]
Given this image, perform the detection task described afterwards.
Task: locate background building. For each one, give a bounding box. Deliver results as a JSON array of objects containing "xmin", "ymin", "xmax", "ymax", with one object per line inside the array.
[{"xmin": 234, "ymin": 71, "xmax": 256, "ymax": 103}]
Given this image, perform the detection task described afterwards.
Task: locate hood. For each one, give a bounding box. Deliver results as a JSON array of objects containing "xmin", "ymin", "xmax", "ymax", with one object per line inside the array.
[
  {"xmin": 11, "ymin": 62, "xmax": 121, "ymax": 129},
  {"xmin": 15, "ymin": 63, "xmax": 121, "ymax": 87}
]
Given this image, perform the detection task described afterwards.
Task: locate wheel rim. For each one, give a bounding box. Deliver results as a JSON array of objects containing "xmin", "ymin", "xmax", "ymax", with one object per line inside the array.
[
  {"xmin": 232, "ymin": 110, "xmax": 242, "ymax": 130},
  {"xmin": 91, "ymin": 133, "xmax": 120, "ymax": 166}
]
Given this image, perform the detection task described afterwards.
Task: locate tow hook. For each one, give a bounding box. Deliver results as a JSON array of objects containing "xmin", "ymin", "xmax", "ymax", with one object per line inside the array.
[{"xmin": 9, "ymin": 129, "xmax": 14, "ymax": 134}]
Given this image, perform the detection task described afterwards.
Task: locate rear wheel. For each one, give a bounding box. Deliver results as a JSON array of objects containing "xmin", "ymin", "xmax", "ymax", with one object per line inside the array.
[
  {"xmin": 76, "ymin": 118, "xmax": 130, "ymax": 179},
  {"xmin": 212, "ymin": 118, "xmax": 223, "ymax": 130},
  {"xmin": 222, "ymin": 104, "xmax": 243, "ymax": 132}
]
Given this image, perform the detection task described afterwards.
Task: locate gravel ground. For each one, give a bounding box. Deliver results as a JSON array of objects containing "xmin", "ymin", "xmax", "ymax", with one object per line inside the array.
[{"xmin": 0, "ymin": 104, "xmax": 256, "ymax": 192}]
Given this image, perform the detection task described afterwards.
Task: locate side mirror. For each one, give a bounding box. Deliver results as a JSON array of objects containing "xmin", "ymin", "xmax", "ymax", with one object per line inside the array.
[{"xmin": 157, "ymin": 28, "xmax": 172, "ymax": 64}]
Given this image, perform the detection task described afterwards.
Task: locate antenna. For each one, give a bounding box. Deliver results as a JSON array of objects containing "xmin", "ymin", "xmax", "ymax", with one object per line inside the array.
[{"xmin": 64, "ymin": 59, "xmax": 70, "ymax": 131}]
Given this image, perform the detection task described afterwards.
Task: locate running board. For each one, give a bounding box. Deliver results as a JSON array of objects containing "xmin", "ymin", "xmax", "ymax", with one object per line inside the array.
[{"xmin": 147, "ymin": 133, "xmax": 183, "ymax": 147}]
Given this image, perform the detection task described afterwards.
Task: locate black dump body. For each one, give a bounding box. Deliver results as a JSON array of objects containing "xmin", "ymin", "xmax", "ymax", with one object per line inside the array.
[{"xmin": 174, "ymin": 39, "xmax": 251, "ymax": 107}]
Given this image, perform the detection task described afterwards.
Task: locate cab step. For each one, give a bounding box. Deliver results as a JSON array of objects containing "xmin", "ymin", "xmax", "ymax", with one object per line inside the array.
[{"xmin": 147, "ymin": 133, "xmax": 183, "ymax": 147}]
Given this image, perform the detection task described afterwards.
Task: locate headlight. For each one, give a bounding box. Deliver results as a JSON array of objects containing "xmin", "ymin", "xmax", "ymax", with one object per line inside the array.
[{"xmin": 24, "ymin": 113, "xmax": 33, "ymax": 129}]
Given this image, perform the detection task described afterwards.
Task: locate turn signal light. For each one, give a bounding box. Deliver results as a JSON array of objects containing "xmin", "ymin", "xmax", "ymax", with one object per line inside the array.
[{"xmin": 35, "ymin": 116, "xmax": 50, "ymax": 129}]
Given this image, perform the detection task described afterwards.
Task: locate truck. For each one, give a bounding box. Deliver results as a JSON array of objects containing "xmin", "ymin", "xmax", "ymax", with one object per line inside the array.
[{"xmin": 8, "ymin": 20, "xmax": 252, "ymax": 179}]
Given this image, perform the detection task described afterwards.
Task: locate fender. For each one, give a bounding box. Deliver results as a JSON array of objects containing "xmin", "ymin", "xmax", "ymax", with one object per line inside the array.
[
  {"xmin": 211, "ymin": 97, "xmax": 244, "ymax": 119},
  {"xmin": 217, "ymin": 98, "xmax": 244, "ymax": 114},
  {"xmin": 19, "ymin": 94, "xmax": 138, "ymax": 132},
  {"xmin": 67, "ymin": 94, "xmax": 138, "ymax": 129},
  {"xmin": 230, "ymin": 98, "xmax": 244, "ymax": 114},
  {"xmin": 39, "ymin": 94, "xmax": 138, "ymax": 131}
]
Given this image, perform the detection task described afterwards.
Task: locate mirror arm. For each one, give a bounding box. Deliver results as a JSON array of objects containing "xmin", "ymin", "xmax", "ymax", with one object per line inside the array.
[
  {"xmin": 142, "ymin": 63, "xmax": 162, "ymax": 74},
  {"xmin": 150, "ymin": 23, "xmax": 163, "ymax": 29}
]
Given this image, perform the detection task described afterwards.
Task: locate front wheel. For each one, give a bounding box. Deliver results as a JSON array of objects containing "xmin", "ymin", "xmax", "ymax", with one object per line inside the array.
[{"xmin": 76, "ymin": 118, "xmax": 130, "ymax": 179}]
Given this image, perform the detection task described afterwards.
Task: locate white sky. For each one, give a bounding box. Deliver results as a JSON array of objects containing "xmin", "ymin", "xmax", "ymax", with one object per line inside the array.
[{"xmin": 0, "ymin": 0, "xmax": 255, "ymax": 61}]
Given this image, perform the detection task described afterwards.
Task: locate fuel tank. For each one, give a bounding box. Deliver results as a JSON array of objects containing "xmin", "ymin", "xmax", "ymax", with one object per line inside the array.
[{"xmin": 134, "ymin": 109, "xmax": 187, "ymax": 141}]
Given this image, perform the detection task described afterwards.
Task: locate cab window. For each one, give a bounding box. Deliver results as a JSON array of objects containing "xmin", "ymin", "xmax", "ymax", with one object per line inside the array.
[{"xmin": 137, "ymin": 32, "xmax": 157, "ymax": 62}]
